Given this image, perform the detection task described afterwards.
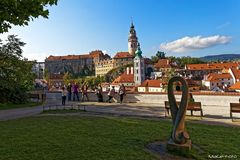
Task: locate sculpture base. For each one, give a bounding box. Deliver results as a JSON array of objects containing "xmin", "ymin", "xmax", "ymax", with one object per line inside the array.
[
  {"xmin": 167, "ymin": 138, "xmax": 192, "ymax": 155},
  {"xmin": 145, "ymin": 141, "xmax": 192, "ymax": 160}
]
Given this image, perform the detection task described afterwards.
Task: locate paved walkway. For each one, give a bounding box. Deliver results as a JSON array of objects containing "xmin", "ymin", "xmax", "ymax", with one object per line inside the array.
[
  {"xmin": 0, "ymin": 106, "xmax": 43, "ymax": 121},
  {"xmin": 74, "ymin": 102, "xmax": 240, "ymax": 126},
  {"xmin": 1, "ymin": 101, "xmax": 240, "ymax": 127}
]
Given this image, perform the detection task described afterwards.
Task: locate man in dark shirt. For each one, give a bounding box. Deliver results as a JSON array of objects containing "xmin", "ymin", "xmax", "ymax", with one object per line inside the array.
[
  {"xmin": 73, "ymin": 82, "xmax": 80, "ymax": 101},
  {"xmin": 67, "ymin": 83, "xmax": 72, "ymax": 101}
]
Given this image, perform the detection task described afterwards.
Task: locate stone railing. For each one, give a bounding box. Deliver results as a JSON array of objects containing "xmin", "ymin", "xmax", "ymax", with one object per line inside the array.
[{"xmin": 46, "ymin": 91, "xmax": 240, "ymax": 108}]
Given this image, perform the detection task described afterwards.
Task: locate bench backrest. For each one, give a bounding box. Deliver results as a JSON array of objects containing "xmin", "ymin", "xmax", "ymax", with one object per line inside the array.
[
  {"xmin": 230, "ymin": 103, "xmax": 240, "ymax": 110},
  {"xmin": 165, "ymin": 101, "xmax": 201, "ymax": 109},
  {"xmin": 188, "ymin": 102, "xmax": 201, "ymax": 109}
]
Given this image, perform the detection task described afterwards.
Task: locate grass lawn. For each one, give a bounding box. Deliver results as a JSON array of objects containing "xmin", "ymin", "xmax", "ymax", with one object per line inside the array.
[
  {"xmin": 0, "ymin": 116, "xmax": 239, "ymax": 160},
  {"xmin": 0, "ymin": 102, "xmax": 42, "ymax": 110}
]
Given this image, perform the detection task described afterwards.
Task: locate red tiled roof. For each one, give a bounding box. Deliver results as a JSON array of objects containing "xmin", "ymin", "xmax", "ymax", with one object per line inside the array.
[
  {"xmin": 229, "ymin": 81, "xmax": 240, "ymax": 90},
  {"xmin": 186, "ymin": 62, "xmax": 239, "ymax": 70},
  {"xmin": 231, "ymin": 68, "xmax": 240, "ymax": 79},
  {"xmin": 46, "ymin": 50, "xmax": 106, "ymax": 61},
  {"xmin": 46, "ymin": 54, "xmax": 91, "ymax": 60},
  {"xmin": 113, "ymin": 52, "xmax": 133, "ymax": 59},
  {"xmin": 112, "ymin": 71, "xmax": 134, "ymax": 84},
  {"xmin": 89, "ymin": 50, "xmax": 104, "ymax": 58},
  {"xmin": 206, "ymin": 73, "xmax": 231, "ymax": 82},
  {"xmin": 139, "ymin": 79, "xmax": 166, "ymax": 87},
  {"xmin": 154, "ymin": 59, "xmax": 171, "ymax": 68}
]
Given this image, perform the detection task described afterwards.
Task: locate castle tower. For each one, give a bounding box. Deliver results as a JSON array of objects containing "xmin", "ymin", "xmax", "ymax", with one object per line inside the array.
[
  {"xmin": 128, "ymin": 22, "xmax": 138, "ymax": 56},
  {"xmin": 134, "ymin": 43, "xmax": 145, "ymax": 85}
]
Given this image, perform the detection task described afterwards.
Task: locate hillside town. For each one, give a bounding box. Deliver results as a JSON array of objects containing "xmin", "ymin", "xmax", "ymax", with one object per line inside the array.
[{"xmin": 33, "ymin": 22, "xmax": 240, "ymax": 93}]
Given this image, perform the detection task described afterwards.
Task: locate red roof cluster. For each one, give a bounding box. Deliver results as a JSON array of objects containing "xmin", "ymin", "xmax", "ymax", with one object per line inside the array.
[{"xmin": 186, "ymin": 62, "xmax": 239, "ymax": 70}]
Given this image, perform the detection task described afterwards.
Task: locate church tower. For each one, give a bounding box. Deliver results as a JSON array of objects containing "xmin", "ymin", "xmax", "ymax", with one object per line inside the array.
[
  {"xmin": 128, "ymin": 22, "xmax": 138, "ymax": 56},
  {"xmin": 134, "ymin": 43, "xmax": 145, "ymax": 85}
]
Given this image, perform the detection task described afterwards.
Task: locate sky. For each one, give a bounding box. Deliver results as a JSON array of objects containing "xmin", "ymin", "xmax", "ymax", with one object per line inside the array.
[{"xmin": 0, "ymin": 0, "xmax": 240, "ymax": 62}]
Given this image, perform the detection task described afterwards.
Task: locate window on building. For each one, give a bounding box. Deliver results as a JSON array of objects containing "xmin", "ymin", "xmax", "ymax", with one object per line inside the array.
[
  {"xmin": 136, "ymin": 69, "xmax": 138, "ymax": 74},
  {"xmin": 136, "ymin": 62, "xmax": 138, "ymax": 67}
]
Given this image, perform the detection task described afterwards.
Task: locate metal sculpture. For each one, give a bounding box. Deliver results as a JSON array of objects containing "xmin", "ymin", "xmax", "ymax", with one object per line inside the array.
[{"xmin": 167, "ymin": 76, "xmax": 191, "ymax": 152}]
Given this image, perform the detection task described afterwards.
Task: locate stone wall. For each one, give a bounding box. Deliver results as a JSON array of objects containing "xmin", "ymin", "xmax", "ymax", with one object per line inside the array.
[
  {"xmin": 46, "ymin": 92, "xmax": 240, "ymax": 117},
  {"xmin": 46, "ymin": 92, "xmax": 239, "ymax": 107}
]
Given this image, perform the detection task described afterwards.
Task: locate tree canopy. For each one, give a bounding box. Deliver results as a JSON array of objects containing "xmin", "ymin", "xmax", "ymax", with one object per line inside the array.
[
  {"xmin": 151, "ymin": 51, "xmax": 166, "ymax": 63},
  {"xmin": 0, "ymin": 0, "xmax": 58, "ymax": 33},
  {"xmin": 167, "ymin": 56, "xmax": 206, "ymax": 68},
  {"xmin": 0, "ymin": 35, "xmax": 35, "ymax": 103}
]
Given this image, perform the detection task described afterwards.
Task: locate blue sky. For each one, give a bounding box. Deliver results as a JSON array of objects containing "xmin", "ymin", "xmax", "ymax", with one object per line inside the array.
[{"xmin": 0, "ymin": 0, "xmax": 240, "ymax": 62}]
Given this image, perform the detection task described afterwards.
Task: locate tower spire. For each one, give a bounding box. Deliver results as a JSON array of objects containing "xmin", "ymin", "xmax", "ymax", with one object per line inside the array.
[
  {"xmin": 131, "ymin": 17, "xmax": 134, "ymax": 28},
  {"xmin": 128, "ymin": 18, "xmax": 138, "ymax": 56}
]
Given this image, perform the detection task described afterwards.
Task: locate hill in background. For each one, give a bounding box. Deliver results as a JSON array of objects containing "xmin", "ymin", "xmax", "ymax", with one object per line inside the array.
[{"xmin": 201, "ymin": 54, "xmax": 240, "ymax": 62}]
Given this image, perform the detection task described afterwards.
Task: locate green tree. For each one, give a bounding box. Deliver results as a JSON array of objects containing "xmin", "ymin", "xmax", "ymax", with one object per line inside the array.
[
  {"xmin": 63, "ymin": 72, "xmax": 72, "ymax": 85},
  {"xmin": 151, "ymin": 56, "xmax": 158, "ymax": 63},
  {"xmin": 0, "ymin": 35, "xmax": 35, "ymax": 103},
  {"xmin": 44, "ymin": 68, "xmax": 50, "ymax": 81},
  {"xmin": 151, "ymin": 51, "xmax": 166, "ymax": 63},
  {"xmin": 156, "ymin": 51, "xmax": 165, "ymax": 59},
  {"xmin": 0, "ymin": 0, "xmax": 58, "ymax": 33}
]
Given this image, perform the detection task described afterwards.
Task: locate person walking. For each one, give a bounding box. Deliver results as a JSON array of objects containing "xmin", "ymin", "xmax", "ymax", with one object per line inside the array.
[
  {"xmin": 73, "ymin": 82, "xmax": 80, "ymax": 101},
  {"xmin": 67, "ymin": 83, "xmax": 72, "ymax": 101},
  {"xmin": 118, "ymin": 84, "xmax": 126, "ymax": 104},
  {"xmin": 61, "ymin": 87, "xmax": 67, "ymax": 105},
  {"xmin": 107, "ymin": 86, "xmax": 115, "ymax": 103},
  {"xmin": 81, "ymin": 83, "xmax": 89, "ymax": 102},
  {"xmin": 96, "ymin": 84, "xmax": 103, "ymax": 102}
]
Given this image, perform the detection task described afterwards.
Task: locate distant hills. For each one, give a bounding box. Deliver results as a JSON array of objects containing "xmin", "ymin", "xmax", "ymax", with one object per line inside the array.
[{"xmin": 200, "ymin": 54, "xmax": 240, "ymax": 62}]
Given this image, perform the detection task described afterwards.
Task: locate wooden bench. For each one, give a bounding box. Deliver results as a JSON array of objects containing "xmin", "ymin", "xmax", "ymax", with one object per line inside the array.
[
  {"xmin": 164, "ymin": 101, "xmax": 203, "ymax": 118},
  {"xmin": 28, "ymin": 93, "xmax": 46, "ymax": 103},
  {"xmin": 187, "ymin": 102, "xmax": 203, "ymax": 117},
  {"xmin": 230, "ymin": 103, "xmax": 240, "ymax": 121}
]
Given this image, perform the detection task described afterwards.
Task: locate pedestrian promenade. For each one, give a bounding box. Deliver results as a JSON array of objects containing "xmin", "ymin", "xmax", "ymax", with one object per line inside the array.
[
  {"xmin": 1, "ymin": 100, "xmax": 239, "ymax": 127},
  {"xmin": 71, "ymin": 102, "xmax": 240, "ymax": 126}
]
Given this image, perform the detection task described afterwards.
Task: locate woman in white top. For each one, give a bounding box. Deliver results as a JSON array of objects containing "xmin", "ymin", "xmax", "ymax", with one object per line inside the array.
[
  {"xmin": 62, "ymin": 87, "xmax": 68, "ymax": 105},
  {"xmin": 107, "ymin": 86, "xmax": 115, "ymax": 103}
]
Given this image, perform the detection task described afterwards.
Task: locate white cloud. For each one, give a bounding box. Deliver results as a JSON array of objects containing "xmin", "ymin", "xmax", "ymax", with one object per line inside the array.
[{"xmin": 160, "ymin": 35, "xmax": 231, "ymax": 53}]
